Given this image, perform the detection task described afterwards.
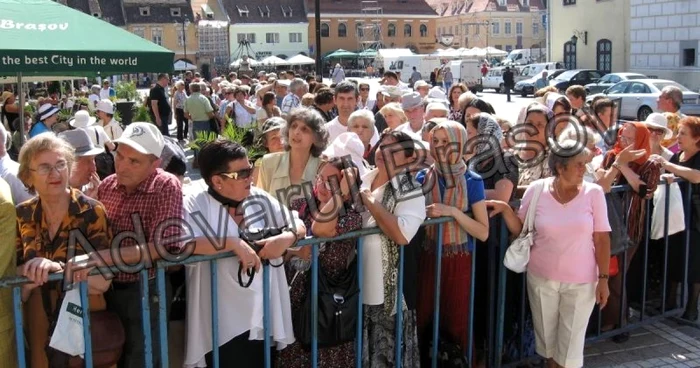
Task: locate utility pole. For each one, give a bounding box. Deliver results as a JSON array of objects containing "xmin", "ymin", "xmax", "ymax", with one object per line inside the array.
[{"xmin": 315, "ymin": 0, "xmax": 322, "ymax": 78}]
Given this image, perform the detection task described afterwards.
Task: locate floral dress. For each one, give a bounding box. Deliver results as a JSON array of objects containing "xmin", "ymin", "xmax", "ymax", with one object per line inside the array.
[{"xmin": 277, "ymin": 197, "xmax": 362, "ymax": 368}]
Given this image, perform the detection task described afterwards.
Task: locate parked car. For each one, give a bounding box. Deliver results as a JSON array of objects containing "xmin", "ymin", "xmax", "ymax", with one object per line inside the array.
[
  {"xmin": 587, "ymin": 79, "xmax": 700, "ymax": 120},
  {"xmin": 482, "ymin": 66, "xmax": 527, "ymax": 93},
  {"xmin": 584, "ymin": 72, "xmax": 647, "ymax": 94},
  {"xmin": 514, "ymin": 69, "xmax": 566, "ymax": 97},
  {"xmin": 549, "ymin": 69, "xmax": 604, "ymax": 92}
]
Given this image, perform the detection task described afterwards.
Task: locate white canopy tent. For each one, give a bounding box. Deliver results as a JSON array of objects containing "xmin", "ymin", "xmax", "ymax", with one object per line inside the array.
[
  {"xmin": 259, "ymin": 55, "xmax": 289, "ymax": 66},
  {"xmin": 174, "ymin": 60, "xmax": 197, "ymax": 71},
  {"xmin": 377, "ymin": 48, "xmax": 415, "ymax": 58},
  {"xmin": 230, "ymin": 57, "xmax": 259, "ymax": 68},
  {"xmin": 286, "ymin": 54, "xmax": 315, "ymax": 65}
]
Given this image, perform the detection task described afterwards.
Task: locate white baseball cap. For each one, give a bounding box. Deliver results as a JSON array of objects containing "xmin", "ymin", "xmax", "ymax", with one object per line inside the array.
[
  {"xmin": 643, "ymin": 112, "xmax": 673, "ymax": 140},
  {"xmin": 113, "ymin": 122, "xmax": 165, "ymax": 157},
  {"xmin": 96, "ymin": 99, "xmax": 114, "ymax": 114}
]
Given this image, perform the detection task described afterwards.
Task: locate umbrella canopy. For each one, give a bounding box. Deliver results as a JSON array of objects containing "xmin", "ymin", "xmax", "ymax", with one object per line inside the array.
[
  {"xmin": 286, "ymin": 54, "xmax": 315, "ymax": 65},
  {"xmin": 230, "ymin": 58, "xmax": 259, "ymax": 68},
  {"xmin": 174, "ymin": 60, "xmax": 197, "ymax": 71},
  {"xmin": 324, "ymin": 49, "xmax": 358, "ymax": 59},
  {"xmin": 484, "ymin": 46, "xmax": 508, "ymax": 57},
  {"xmin": 259, "ymin": 55, "xmax": 289, "ymax": 66},
  {"xmin": 357, "ymin": 49, "xmax": 378, "ymax": 58},
  {"xmin": 0, "ymin": 0, "xmax": 175, "ymax": 75}
]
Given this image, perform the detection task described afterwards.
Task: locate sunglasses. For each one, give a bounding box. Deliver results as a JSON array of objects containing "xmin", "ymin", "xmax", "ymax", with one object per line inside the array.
[
  {"xmin": 218, "ymin": 167, "xmax": 253, "ymax": 180},
  {"xmin": 649, "ymin": 128, "xmax": 665, "ymax": 135}
]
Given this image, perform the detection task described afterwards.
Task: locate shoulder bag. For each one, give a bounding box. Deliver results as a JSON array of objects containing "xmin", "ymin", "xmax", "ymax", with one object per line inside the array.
[{"xmin": 503, "ymin": 179, "xmax": 546, "ymax": 273}]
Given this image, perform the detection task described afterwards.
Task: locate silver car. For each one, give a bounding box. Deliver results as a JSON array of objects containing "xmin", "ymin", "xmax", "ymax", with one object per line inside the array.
[
  {"xmin": 587, "ymin": 79, "xmax": 700, "ymax": 120},
  {"xmin": 584, "ymin": 72, "xmax": 647, "ymax": 94}
]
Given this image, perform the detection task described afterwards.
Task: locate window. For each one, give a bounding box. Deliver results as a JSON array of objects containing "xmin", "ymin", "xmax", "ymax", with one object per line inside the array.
[
  {"xmin": 338, "ymin": 23, "xmax": 347, "ymax": 37},
  {"xmin": 464, "ymin": 23, "xmax": 469, "ymax": 35},
  {"xmin": 596, "ymin": 39, "xmax": 612, "ymax": 74},
  {"xmin": 404, "ymin": 24, "xmax": 412, "ymax": 37},
  {"xmin": 628, "ymin": 82, "xmax": 651, "ymax": 94},
  {"xmin": 449, "ymin": 26, "xmax": 453, "ymax": 34},
  {"xmin": 505, "ymin": 22, "xmax": 511, "ymax": 35},
  {"xmin": 564, "ymin": 41, "xmax": 577, "ymax": 69},
  {"xmin": 237, "ymin": 33, "xmax": 256, "ymax": 43},
  {"xmin": 236, "ymin": 5, "xmax": 249, "ymax": 17},
  {"xmin": 683, "ymin": 48, "xmax": 696, "ymax": 67},
  {"xmin": 258, "ymin": 6, "xmax": 270, "ymax": 17},
  {"xmin": 455, "ymin": 24, "xmax": 460, "ymax": 35},
  {"xmin": 151, "ymin": 28, "xmax": 162, "ymax": 46},
  {"xmin": 289, "ymin": 32, "xmax": 302, "ymax": 43},
  {"xmin": 356, "ymin": 23, "xmax": 364, "ymax": 37},
  {"xmin": 132, "ymin": 27, "xmax": 145, "ymax": 38},
  {"xmin": 492, "ymin": 22, "xmax": 499, "ymax": 35},
  {"xmin": 495, "ymin": 44, "xmax": 502, "ymax": 50},
  {"xmin": 506, "ymin": 45, "xmax": 513, "ymax": 52},
  {"xmin": 516, "ymin": 22, "xmax": 523, "ymax": 35},
  {"xmin": 281, "ymin": 5, "xmax": 293, "ymax": 17},
  {"xmin": 139, "ymin": 7, "xmax": 150, "ymax": 16},
  {"xmin": 321, "ymin": 23, "xmax": 329, "ymax": 37},
  {"xmin": 563, "ymin": 0, "xmax": 575, "ymax": 4},
  {"xmin": 475, "ymin": 24, "xmax": 480, "ymax": 34},
  {"xmin": 266, "ymin": 33, "xmax": 279, "ymax": 44},
  {"xmin": 420, "ymin": 24, "xmax": 428, "ymax": 37},
  {"xmin": 522, "ymin": 0, "xmax": 529, "ymax": 5},
  {"xmin": 170, "ymin": 8, "xmax": 181, "ymax": 16},
  {"xmin": 532, "ymin": 22, "xmax": 539, "ymax": 36},
  {"xmin": 607, "ymin": 82, "xmax": 629, "ymax": 95},
  {"xmin": 388, "ymin": 23, "xmax": 396, "ymax": 37}
]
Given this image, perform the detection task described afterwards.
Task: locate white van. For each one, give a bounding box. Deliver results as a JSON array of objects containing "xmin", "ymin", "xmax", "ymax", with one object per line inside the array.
[
  {"xmin": 448, "ymin": 59, "xmax": 483, "ymax": 92},
  {"xmin": 520, "ymin": 62, "xmax": 565, "ymax": 78},
  {"xmin": 503, "ymin": 49, "xmax": 547, "ymax": 65}
]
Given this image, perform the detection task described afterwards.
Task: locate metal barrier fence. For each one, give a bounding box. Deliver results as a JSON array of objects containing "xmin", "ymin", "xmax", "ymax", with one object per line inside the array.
[{"xmin": 0, "ymin": 181, "xmax": 693, "ymax": 368}]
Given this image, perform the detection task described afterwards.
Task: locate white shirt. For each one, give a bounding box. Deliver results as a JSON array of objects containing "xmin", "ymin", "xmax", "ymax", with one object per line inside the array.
[
  {"xmin": 359, "ymin": 169, "xmax": 426, "ymax": 306},
  {"xmin": 0, "ymin": 155, "xmax": 32, "ymax": 205},
  {"xmin": 357, "ymin": 99, "xmax": 376, "ymax": 111},
  {"xmin": 183, "ymin": 184, "xmax": 296, "ymax": 367},
  {"xmin": 233, "ymin": 101, "xmax": 255, "ymax": 127},
  {"xmin": 326, "ymin": 116, "xmax": 379, "ymax": 147},
  {"xmin": 96, "ymin": 119, "xmax": 123, "ymax": 141},
  {"xmin": 395, "ymin": 123, "xmax": 430, "ymax": 151},
  {"xmin": 99, "ymin": 88, "xmax": 112, "ymax": 100},
  {"xmin": 79, "ymin": 125, "xmax": 111, "ymax": 148},
  {"xmin": 88, "ymin": 94, "xmax": 100, "ymax": 111}
]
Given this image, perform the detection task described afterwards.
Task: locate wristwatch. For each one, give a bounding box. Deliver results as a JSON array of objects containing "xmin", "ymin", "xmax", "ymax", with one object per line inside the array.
[{"xmin": 598, "ymin": 274, "xmax": 609, "ymax": 279}]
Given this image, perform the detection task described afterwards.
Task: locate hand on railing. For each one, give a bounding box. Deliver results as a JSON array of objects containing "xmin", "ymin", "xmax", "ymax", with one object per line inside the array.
[
  {"xmin": 426, "ymin": 203, "xmax": 454, "ymax": 218},
  {"xmin": 255, "ymin": 231, "xmax": 297, "ymax": 260},
  {"xmin": 21, "ymin": 257, "xmax": 63, "ymax": 286}
]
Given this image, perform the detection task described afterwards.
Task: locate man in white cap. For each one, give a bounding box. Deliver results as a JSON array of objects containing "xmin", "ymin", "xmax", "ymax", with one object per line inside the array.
[
  {"xmin": 397, "ymin": 92, "xmax": 426, "ymax": 136},
  {"xmin": 425, "ymin": 102, "xmax": 449, "ymax": 121},
  {"xmin": 643, "ymin": 112, "xmax": 675, "ymax": 160},
  {"xmin": 0, "ymin": 124, "xmax": 32, "ymax": 204},
  {"xmin": 95, "ymin": 99, "xmax": 123, "ymax": 141},
  {"xmin": 58, "ymin": 129, "xmax": 104, "ymax": 197},
  {"xmin": 326, "ymin": 82, "xmax": 379, "ymax": 146},
  {"xmin": 413, "ymin": 80, "xmax": 430, "ymax": 98},
  {"xmin": 95, "ymin": 122, "xmax": 184, "ymax": 368}
]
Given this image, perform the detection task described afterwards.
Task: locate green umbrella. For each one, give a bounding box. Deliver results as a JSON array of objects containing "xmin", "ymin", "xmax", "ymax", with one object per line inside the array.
[
  {"xmin": 0, "ymin": 0, "xmax": 175, "ymax": 75},
  {"xmin": 357, "ymin": 49, "xmax": 377, "ymax": 58},
  {"xmin": 324, "ymin": 49, "xmax": 358, "ymax": 59}
]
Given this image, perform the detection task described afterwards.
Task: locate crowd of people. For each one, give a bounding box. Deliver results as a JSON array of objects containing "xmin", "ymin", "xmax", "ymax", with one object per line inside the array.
[{"xmin": 0, "ymin": 66, "xmax": 698, "ymax": 368}]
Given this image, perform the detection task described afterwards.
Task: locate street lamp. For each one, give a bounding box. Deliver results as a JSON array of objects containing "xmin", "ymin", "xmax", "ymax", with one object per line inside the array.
[
  {"xmin": 571, "ymin": 30, "xmax": 587, "ymax": 45},
  {"xmin": 175, "ymin": 18, "xmax": 191, "ymax": 63}
]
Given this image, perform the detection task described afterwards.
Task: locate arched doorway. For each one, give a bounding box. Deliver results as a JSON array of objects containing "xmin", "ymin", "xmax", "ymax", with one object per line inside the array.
[
  {"xmin": 597, "ymin": 39, "xmax": 612, "ymax": 74},
  {"xmin": 563, "ymin": 41, "xmax": 576, "ymax": 70}
]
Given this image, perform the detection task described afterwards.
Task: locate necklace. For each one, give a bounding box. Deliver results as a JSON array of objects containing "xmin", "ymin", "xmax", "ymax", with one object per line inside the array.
[{"xmin": 553, "ymin": 178, "xmax": 578, "ymax": 207}]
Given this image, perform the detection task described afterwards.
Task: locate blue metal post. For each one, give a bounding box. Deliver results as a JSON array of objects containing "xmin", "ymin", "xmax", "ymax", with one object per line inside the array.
[
  {"xmin": 355, "ymin": 238, "xmax": 364, "ymax": 368},
  {"xmin": 494, "ymin": 218, "xmax": 508, "ymax": 368},
  {"xmin": 395, "ymin": 246, "xmax": 405, "ymax": 366},
  {"xmin": 431, "ymin": 224, "xmax": 444, "ymax": 368},
  {"xmin": 263, "ymin": 263, "xmax": 271, "ymax": 368},
  {"xmin": 156, "ymin": 267, "xmax": 169, "ymax": 368},
  {"xmin": 80, "ymin": 281, "xmax": 93, "ymax": 367},
  {"xmin": 140, "ymin": 269, "xmax": 153, "ymax": 368},
  {"xmin": 468, "ymin": 236, "xmax": 476, "ymax": 365},
  {"xmin": 13, "ymin": 287, "xmax": 25, "ymax": 368},
  {"xmin": 211, "ymin": 260, "xmax": 219, "ymax": 368},
  {"xmin": 311, "ymin": 243, "xmax": 319, "ymax": 368}
]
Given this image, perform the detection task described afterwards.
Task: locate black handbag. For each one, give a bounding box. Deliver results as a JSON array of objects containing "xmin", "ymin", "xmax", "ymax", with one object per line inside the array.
[
  {"xmin": 294, "ymin": 257, "xmax": 359, "ymax": 348},
  {"xmin": 606, "ymin": 192, "xmax": 634, "ymax": 255}
]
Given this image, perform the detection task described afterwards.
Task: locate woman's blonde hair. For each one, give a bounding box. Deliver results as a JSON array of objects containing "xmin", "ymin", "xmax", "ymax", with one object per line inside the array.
[
  {"xmin": 17, "ymin": 134, "xmax": 75, "ymax": 194},
  {"xmin": 379, "ymin": 102, "xmax": 407, "ymax": 124}
]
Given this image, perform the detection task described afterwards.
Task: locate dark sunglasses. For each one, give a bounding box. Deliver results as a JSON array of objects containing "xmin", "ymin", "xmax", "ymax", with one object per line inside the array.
[{"xmin": 218, "ymin": 167, "xmax": 253, "ymax": 180}]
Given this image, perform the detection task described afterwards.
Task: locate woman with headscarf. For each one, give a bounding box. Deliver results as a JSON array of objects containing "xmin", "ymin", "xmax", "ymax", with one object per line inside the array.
[
  {"xmin": 598, "ymin": 121, "xmax": 661, "ymax": 341},
  {"xmin": 516, "ymin": 103, "xmax": 555, "ymax": 189},
  {"xmin": 415, "ymin": 120, "xmax": 490, "ymax": 363}
]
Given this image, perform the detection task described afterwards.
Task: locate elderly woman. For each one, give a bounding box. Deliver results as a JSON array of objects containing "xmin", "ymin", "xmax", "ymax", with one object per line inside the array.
[
  {"xmin": 379, "ymin": 102, "xmax": 408, "ymax": 131},
  {"xmin": 16, "ymin": 134, "xmax": 112, "ymax": 367},
  {"xmin": 88, "ymin": 84, "xmax": 101, "ymax": 110},
  {"xmin": 29, "ymin": 104, "xmax": 60, "ymax": 138},
  {"xmin": 414, "ymin": 120, "xmax": 489, "ymax": 361},
  {"xmin": 347, "ymin": 109, "xmax": 376, "ymax": 158},
  {"xmin": 650, "ymin": 117, "xmax": 700, "ymax": 320},
  {"xmin": 183, "ymin": 139, "xmax": 304, "ymax": 368},
  {"xmin": 487, "ymin": 139, "xmax": 612, "ymax": 368},
  {"xmin": 448, "ymin": 84, "xmax": 468, "ymax": 122},
  {"xmin": 278, "ymin": 157, "xmax": 363, "ymax": 368},
  {"xmin": 360, "ymin": 130, "xmax": 427, "ymax": 367},
  {"xmin": 517, "ymin": 103, "xmax": 555, "ymax": 188},
  {"xmin": 257, "ymin": 108, "xmax": 329, "ymax": 206},
  {"xmin": 172, "ymin": 80, "xmax": 188, "ymax": 142}
]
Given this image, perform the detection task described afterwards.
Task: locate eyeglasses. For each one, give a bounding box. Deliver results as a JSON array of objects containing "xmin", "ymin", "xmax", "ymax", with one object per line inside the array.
[
  {"xmin": 218, "ymin": 167, "xmax": 253, "ymax": 180},
  {"xmin": 649, "ymin": 128, "xmax": 665, "ymax": 136},
  {"xmin": 30, "ymin": 160, "xmax": 68, "ymax": 176},
  {"xmin": 360, "ymin": 88, "xmax": 370, "ymax": 91}
]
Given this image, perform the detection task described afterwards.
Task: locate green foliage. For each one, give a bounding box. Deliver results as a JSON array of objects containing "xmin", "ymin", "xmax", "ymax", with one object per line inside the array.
[
  {"xmin": 189, "ymin": 117, "xmax": 265, "ymax": 161},
  {"xmin": 115, "ymin": 81, "xmax": 138, "ymax": 102},
  {"xmin": 113, "ymin": 109, "xmax": 122, "ymax": 122},
  {"xmin": 133, "ymin": 103, "xmax": 152, "ymax": 122},
  {"xmin": 57, "ymin": 108, "xmax": 73, "ymax": 124}
]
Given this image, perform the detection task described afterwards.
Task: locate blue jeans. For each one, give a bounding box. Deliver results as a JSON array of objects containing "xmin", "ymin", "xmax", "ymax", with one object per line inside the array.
[{"xmin": 444, "ymin": 81, "xmax": 453, "ymax": 92}]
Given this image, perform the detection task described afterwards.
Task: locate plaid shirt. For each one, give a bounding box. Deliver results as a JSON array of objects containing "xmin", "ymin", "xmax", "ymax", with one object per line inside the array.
[
  {"xmin": 98, "ymin": 168, "xmax": 184, "ymax": 283},
  {"xmin": 280, "ymin": 93, "xmax": 300, "ymax": 114}
]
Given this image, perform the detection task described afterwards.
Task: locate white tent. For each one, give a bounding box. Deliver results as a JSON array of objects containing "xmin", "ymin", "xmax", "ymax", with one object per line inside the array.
[
  {"xmin": 377, "ymin": 48, "xmax": 415, "ymax": 59},
  {"xmin": 259, "ymin": 55, "xmax": 289, "ymax": 66},
  {"xmin": 484, "ymin": 46, "xmax": 508, "ymax": 57},
  {"xmin": 174, "ymin": 60, "xmax": 197, "ymax": 71},
  {"xmin": 230, "ymin": 57, "xmax": 259, "ymax": 68},
  {"xmin": 286, "ymin": 54, "xmax": 315, "ymax": 65},
  {"xmin": 0, "ymin": 75, "xmax": 80, "ymax": 83}
]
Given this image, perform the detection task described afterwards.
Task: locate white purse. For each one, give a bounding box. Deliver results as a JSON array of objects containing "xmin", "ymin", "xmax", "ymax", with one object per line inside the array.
[{"xmin": 504, "ymin": 179, "xmax": 547, "ymax": 273}]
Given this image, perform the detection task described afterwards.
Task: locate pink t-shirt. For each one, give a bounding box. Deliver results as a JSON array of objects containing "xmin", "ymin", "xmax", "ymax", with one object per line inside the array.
[{"xmin": 518, "ymin": 178, "xmax": 611, "ymax": 283}]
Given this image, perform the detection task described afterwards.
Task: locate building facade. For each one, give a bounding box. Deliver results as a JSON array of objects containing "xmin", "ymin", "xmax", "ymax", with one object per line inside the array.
[
  {"xmin": 629, "ymin": 0, "xmax": 700, "ymax": 90},
  {"xmin": 549, "ymin": 0, "xmax": 629, "ymax": 74},
  {"xmin": 191, "ymin": 0, "xmax": 230, "ymax": 77},
  {"xmin": 224, "ymin": 0, "xmax": 309, "ymax": 61},
  {"xmin": 427, "ymin": 0, "xmax": 546, "ymax": 54},
  {"xmin": 305, "ymin": 0, "xmax": 439, "ymax": 56}
]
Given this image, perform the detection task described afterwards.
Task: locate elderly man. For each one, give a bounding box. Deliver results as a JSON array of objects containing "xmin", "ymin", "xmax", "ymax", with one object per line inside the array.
[
  {"xmin": 658, "ymin": 85, "xmax": 686, "ymax": 152},
  {"xmin": 95, "ymin": 122, "xmax": 184, "ymax": 368},
  {"xmin": 414, "ymin": 80, "xmax": 430, "ymax": 98},
  {"xmin": 425, "ymin": 102, "xmax": 449, "ymax": 121},
  {"xmin": 326, "ymin": 81, "xmax": 379, "ymax": 146},
  {"xmin": 0, "ymin": 124, "xmax": 31, "ymax": 204},
  {"xmin": 58, "ymin": 129, "xmax": 104, "ymax": 197},
  {"xmin": 281, "ymin": 78, "xmax": 307, "ymax": 114},
  {"xmin": 397, "ymin": 92, "xmax": 426, "ymax": 137},
  {"xmin": 184, "ymin": 82, "xmax": 215, "ymax": 166}
]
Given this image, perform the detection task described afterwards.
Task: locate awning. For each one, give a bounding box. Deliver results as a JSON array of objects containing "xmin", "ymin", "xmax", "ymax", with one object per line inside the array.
[
  {"xmin": 286, "ymin": 54, "xmax": 315, "ymax": 65},
  {"xmin": 174, "ymin": 60, "xmax": 197, "ymax": 71}
]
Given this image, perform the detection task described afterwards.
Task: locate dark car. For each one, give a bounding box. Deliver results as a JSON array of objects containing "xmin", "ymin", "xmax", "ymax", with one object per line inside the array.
[
  {"xmin": 549, "ymin": 69, "xmax": 604, "ymax": 92},
  {"xmin": 514, "ymin": 69, "xmax": 566, "ymax": 97},
  {"xmin": 584, "ymin": 72, "xmax": 647, "ymax": 94}
]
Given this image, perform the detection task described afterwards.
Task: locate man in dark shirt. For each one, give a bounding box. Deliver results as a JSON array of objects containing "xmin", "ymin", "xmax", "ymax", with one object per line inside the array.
[
  {"xmin": 149, "ymin": 73, "xmax": 172, "ymax": 137},
  {"xmin": 503, "ymin": 67, "xmax": 515, "ymax": 103}
]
